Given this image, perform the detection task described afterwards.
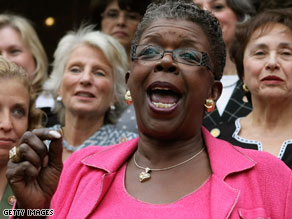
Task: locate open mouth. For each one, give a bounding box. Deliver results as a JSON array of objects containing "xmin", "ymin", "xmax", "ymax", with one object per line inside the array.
[
  {"xmin": 147, "ymin": 82, "xmax": 182, "ymax": 109},
  {"xmin": 75, "ymin": 91, "xmax": 95, "ymax": 98}
]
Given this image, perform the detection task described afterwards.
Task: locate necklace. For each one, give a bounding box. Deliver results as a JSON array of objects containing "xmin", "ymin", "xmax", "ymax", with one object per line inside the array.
[
  {"xmin": 62, "ymin": 140, "xmax": 82, "ymax": 152},
  {"xmin": 133, "ymin": 147, "xmax": 205, "ymax": 182}
]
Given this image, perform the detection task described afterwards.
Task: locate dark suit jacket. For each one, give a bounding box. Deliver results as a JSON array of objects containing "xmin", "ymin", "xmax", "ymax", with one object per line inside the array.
[{"xmin": 203, "ymin": 80, "xmax": 252, "ymax": 131}]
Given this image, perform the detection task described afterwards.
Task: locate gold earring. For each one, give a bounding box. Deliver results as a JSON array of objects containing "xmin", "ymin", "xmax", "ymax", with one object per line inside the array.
[
  {"xmin": 204, "ymin": 99, "xmax": 215, "ymax": 112},
  {"xmin": 242, "ymin": 84, "xmax": 249, "ymax": 92},
  {"xmin": 125, "ymin": 90, "xmax": 132, "ymax": 105}
]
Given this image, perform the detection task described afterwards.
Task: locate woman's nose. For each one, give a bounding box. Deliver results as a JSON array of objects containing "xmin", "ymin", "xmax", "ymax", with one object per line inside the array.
[
  {"xmin": 0, "ymin": 51, "xmax": 9, "ymax": 59},
  {"xmin": 154, "ymin": 53, "xmax": 178, "ymax": 74},
  {"xmin": 265, "ymin": 54, "xmax": 280, "ymax": 71},
  {"xmin": 79, "ymin": 71, "xmax": 92, "ymax": 85},
  {"xmin": 0, "ymin": 112, "xmax": 13, "ymax": 132},
  {"xmin": 117, "ymin": 13, "xmax": 127, "ymax": 25}
]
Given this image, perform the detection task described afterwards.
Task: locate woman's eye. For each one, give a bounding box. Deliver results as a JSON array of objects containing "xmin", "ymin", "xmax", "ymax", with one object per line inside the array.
[
  {"xmin": 280, "ymin": 49, "xmax": 292, "ymax": 56},
  {"xmin": 282, "ymin": 52, "xmax": 292, "ymax": 56},
  {"xmin": 70, "ymin": 67, "xmax": 81, "ymax": 73},
  {"xmin": 211, "ymin": 4, "xmax": 224, "ymax": 11},
  {"xmin": 254, "ymin": 50, "xmax": 265, "ymax": 56},
  {"xmin": 12, "ymin": 108, "xmax": 26, "ymax": 118},
  {"xmin": 179, "ymin": 51, "xmax": 201, "ymax": 63},
  {"xmin": 10, "ymin": 49, "xmax": 21, "ymax": 55},
  {"xmin": 93, "ymin": 71, "xmax": 106, "ymax": 76},
  {"xmin": 125, "ymin": 13, "xmax": 140, "ymax": 21},
  {"xmin": 105, "ymin": 10, "xmax": 119, "ymax": 19},
  {"xmin": 138, "ymin": 47, "xmax": 160, "ymax": 58}
]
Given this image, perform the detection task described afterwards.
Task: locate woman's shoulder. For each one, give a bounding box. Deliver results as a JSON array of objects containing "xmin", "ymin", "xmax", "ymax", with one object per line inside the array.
[
  {"xmin": 215, "ymin": 118, "xmax": 257, "ymax": 149},
  {"xmin": 204, "ymin": 129, "xmax": 291, "ymax": 178},
  {"xmin": 100, "ymin": 124, "xmax": 138, "ymax": 142},
  {"xmin": 234, "ymin": 145, "xmax": 291, "ymax": 175},
  {"xmin": 64, "ymin": 137, "xmax": 138, "ymax": 166}
]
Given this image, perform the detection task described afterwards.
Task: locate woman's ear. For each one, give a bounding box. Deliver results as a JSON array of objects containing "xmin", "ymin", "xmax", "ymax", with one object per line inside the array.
[
  {"xmin": 242, "ymin": 75, "xmax": 246, "ymax": 85},
  {"xmin": 125, "ymin": 71, "xmax": 130, "ymax": 85},
  {"xmin": 210, "ymin": 80, "xmax": 222, "ymax": 102},
  {"xmin": 125, "ymin": 71, "xmax": 131, "ymax": 91},
  {"xmin": 57, "ymin": 86, "xmax": 63, "ymax": 97}
]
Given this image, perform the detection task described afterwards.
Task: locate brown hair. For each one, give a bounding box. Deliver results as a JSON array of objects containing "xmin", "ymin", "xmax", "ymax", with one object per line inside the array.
[
  {"xmin": 90, "ymin": 0, "xmax": 152, "ymax": 30},
  {"xmin": 230, "ymin": 8, "xmax": 292, "ymax": 81},
  {"xmin": 0, "ymin": 56, "xmax": 43, "ymax": 130}
]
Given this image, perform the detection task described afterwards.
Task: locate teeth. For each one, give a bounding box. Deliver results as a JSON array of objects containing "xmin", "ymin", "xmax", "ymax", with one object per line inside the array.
[
  {"xmin": 77, "ymin": 93, "xmax": 92, "ymax": 97},
  {"xmin": 152, "ymin": 87, "xmax": 170, "ymax": 91},
  {"xmin": 152, "ymin": 102, "xmax": 175, "ymax": 108}
]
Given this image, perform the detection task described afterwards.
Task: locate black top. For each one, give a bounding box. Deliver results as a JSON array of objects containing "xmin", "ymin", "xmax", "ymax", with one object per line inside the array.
[
  {"xmin": 203, "ymin": 80, "xmax": 252, "ymax": 131},
  {"xmin": 40, "ymin": 107, "xmax": 59, "ymax": 127},
  {"xmin": 218, "ymin": 118, "xmax": 292, "ymax": 170}
]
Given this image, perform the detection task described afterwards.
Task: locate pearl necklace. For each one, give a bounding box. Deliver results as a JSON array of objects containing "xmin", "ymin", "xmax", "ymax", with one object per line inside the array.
[
  {"xmin": 133, "ymin": 147, "xmax": 205, "ymax": 182},
  {"xmin": 62, "ymin": 140, "xmax": 83, "ymax": 152}
]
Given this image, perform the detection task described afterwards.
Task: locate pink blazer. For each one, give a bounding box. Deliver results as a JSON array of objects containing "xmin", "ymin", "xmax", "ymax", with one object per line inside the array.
[{"xmin": 50, "ymin": 127, "xmax": 292, "ymax": 218}]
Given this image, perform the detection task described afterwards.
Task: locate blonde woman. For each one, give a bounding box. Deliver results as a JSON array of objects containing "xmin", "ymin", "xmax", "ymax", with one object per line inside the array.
[
  {"xmin": 0, "ymin": 14, "xmax": 57, "ymax": 126},
  {"xmin": 0, "ymin": 56, "xmax": 42, "ymax": 212},
  {"xmin": 0, "ymin": 13, "xmax": 48, "ymax": 95}
]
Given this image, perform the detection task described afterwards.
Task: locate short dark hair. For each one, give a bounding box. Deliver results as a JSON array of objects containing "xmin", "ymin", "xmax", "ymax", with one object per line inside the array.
[
  {"xmin": 230, "ymin": 8, "xmax": 292, "ymax": 81},
  {"xmin": 257, "ymin": 0, "xmax": 292, "ymax": 12},
  {"xmin": 131, "ymin": 0, "xmax": 226, "ymax": 80},
  {"xmin": 90, "ymin": 0, "xmax": 152, "ymax": 30}
]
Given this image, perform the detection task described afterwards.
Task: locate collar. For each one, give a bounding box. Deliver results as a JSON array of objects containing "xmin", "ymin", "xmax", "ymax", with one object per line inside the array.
[
  {"xmin": 81, "ymin": 138, "xmax": 139, "ymax": 173},
  {"xmin": 81, "ymin": 128, "xmax": 256, "ymax": 179},
  {"xmin": 202, "ymin": 126, "xmax": 256, "ymax": 179}
]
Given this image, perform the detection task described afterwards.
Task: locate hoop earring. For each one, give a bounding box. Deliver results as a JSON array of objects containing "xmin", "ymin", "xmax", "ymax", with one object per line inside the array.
[
  {"xmin": 242, "ymin": 84, "xmax": 249, "ymax": 93},
  {"xmin": 125, "ymin": 90, "xmax": 132, "ymax": 106},
  {"xmin": 204, "ymin": 99, "xmax": 215, "ymax": 112}
]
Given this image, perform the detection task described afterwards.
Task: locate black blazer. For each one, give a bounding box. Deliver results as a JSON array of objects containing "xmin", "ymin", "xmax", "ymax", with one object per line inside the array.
[{"xmin": 203, "ymin": 80, "xmax": 252, "ymax": 131}]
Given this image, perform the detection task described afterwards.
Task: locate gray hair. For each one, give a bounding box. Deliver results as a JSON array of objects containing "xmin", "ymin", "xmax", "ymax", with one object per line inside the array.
[
  {"xmin": 0, "ymin": 13, "xmax": 48, "ymax": 95},
  {"xmin": 131, "ymin": 0, "xmax": 226, "ymax": 80},
  {"xmin": 44, "ymin": 26, "xmax": 128, "ymax": 125}
]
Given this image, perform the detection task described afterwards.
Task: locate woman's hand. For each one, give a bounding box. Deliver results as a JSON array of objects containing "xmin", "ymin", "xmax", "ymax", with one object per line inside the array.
[{"xmin": 6, "ymin": 128, "xmax": 63, "ymax": 210}]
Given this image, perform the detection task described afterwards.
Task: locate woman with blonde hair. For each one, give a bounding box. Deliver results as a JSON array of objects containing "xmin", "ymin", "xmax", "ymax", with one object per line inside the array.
[
  {"xmin": 0, "ymin": 56, "xmax": 42, "ymax": 213},
  {"xmin": 0, "ymin": 13, "xmax": 57, "ymax": 126},
  {"xmin": 0, "ymin": 13, "xmax": 48, "ymax": 95}
]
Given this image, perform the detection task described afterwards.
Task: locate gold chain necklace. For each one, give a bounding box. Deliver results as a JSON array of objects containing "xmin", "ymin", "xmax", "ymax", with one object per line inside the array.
[{"xmin": 133, "ymin": 147, "xmax": 205, "ymax": 182}]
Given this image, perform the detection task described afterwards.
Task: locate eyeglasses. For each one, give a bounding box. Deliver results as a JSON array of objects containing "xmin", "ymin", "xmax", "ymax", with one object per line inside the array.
[
  {"xmin": 102, "ymin": 9, "xmax": 141, "ymax": 23},
  {"xmin": 131, "ymin": 45, "xmax": 213, "ymax": 73}
]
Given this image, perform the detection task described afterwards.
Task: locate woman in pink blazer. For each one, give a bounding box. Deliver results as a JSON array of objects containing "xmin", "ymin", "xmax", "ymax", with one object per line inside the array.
[{"xmin": 6, "ymin": 1, "xmax": 292, "ymax": 218}]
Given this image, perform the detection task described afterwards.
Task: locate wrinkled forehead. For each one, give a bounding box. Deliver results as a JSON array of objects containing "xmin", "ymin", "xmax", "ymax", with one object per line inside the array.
[
  {"xmin": 138, "ymin": 19, "xmax": 210, "ymax": 51},
  {"xmin": 250, "ymin": 22, "xmax": 292, "ymax": 41}
]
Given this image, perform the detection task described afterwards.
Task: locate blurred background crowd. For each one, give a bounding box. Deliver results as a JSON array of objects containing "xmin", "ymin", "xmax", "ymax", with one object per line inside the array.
[{"xmin": 0, "ymin": 0, "xmax": 290, "ymax": 65}]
